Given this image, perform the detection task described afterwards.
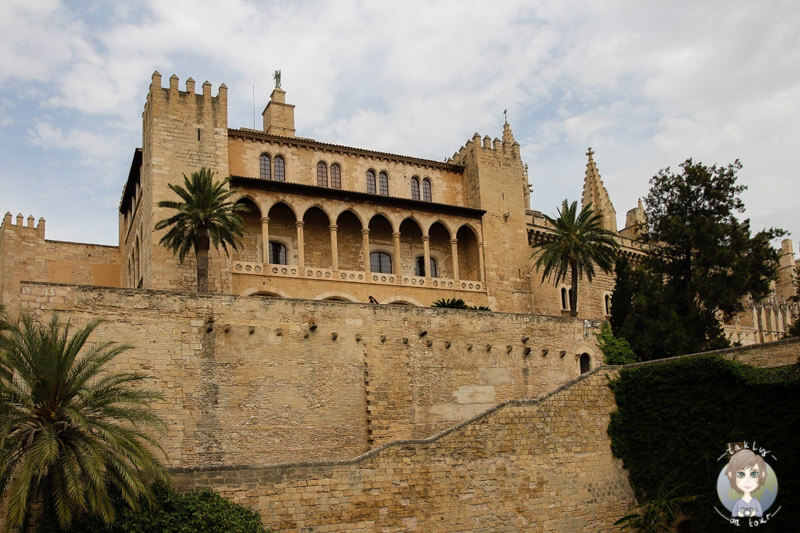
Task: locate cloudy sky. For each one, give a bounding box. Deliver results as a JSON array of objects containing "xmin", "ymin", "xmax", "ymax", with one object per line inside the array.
[{"xmin": 1, "ymin": 0, "xmax": 798, "ymax": 249}]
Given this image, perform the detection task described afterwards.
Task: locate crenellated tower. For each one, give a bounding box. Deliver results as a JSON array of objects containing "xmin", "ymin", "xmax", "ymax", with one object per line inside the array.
[
  {"xmin": 132, "ymin": 72, "xmax": 231, "ymax": 292},
  {"xmin": 450, "ymin": 120, "xmax": 533, "ymax": 311}
]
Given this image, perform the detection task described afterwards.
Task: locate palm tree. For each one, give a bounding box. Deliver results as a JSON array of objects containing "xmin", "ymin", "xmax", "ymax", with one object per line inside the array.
[
  {"xmin": 0, "ymin": 313, "xmax": 169, "ymax": 531},
  {"xmin": 532, "ymin": 200, "xmax": 619, "ymax": 317},
  {"xmin": 155, "ymin": 168, "xmax": 247, "ymax": 293}
]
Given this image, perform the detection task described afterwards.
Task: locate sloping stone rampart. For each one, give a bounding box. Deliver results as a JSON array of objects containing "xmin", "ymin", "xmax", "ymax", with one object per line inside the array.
[
  {"xmin": 171, "ymin": 338, "xmax": 800, "ymax": 531},
  {"xmin": 174, "ymin": 369, "xmax": 636, "ymax": 532}
]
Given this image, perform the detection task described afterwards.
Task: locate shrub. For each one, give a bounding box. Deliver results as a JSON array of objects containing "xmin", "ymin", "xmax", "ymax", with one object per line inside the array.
[
  {"xmin": 68, "ymin": 483, "xmax": 268, "ymax": 533},
  {"xmin": 432, "ymin": 298, "xmax": 468, "ymax": 309},
  {"xmin": 596, "ymin": 322, "xmax": 636, "ymax": 365}
]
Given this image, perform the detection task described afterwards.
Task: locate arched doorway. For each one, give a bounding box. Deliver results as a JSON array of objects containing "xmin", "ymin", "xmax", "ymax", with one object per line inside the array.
[{"xmin": 580, "ymin": 353, "xmax": 591, "ymax": 374}]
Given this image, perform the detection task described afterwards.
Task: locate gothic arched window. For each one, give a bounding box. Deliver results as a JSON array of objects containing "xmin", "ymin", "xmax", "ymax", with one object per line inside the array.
[
  {"xmin": 260, "ymin": 154, "xmax": 271, "ymax": 180},
  {"xmin": 378, "ymin": 171, "xmax": 389, "ymax": 196},
  {"xmin": 330, "ymin": 163, "xmax": 342, "ymax": 189},
  {"xmin": 422, "ymin": 178, "xmax": 432, "ymax": 202},
  {"xmin": 274, "ymin": 156, "xmax": 286, "ymax": 182},
  {"xmin": 410, "ymin": 177, "xmax": 420, "ymax": 200},
  {"xmin": 366, "ymin": 170, "xmax": 377, "ymax": 194},
  {"xmin": 317, "ymin": 161, "xmax": 328, "ymax": 187}
]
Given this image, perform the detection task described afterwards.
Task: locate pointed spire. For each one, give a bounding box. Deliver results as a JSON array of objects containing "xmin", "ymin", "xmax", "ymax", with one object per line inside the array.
[
  {"xmin": 502, "ymin": 120, "xmax": 516, "ymax": 146},
  {"xmin": 581, "ymin": 147, "xmax": 617, "ymax": 233}
]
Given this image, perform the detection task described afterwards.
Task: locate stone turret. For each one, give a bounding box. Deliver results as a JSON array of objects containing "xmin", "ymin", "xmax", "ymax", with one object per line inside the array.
[
  {"xmin": 620, "ymin": 199, "xmax": 647, "ymax": 240},
  {"xmin": 580, "ymin": 148, "xmax": 617, "ymax": 233},
  {"xmin": 262, "ymin": 76, "xmax": 296, "ymax": 137},
  {"xmin": 775, "ymin": 238, "xmax": 797, "ymax": 303},
  {"xmin": 450, "ymin": 120, "xmax": 532, "ymax": 311}
]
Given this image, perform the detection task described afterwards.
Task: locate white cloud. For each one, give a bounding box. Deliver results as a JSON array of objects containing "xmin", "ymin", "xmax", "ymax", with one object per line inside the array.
[{"xmin": 1, "ymin": 0, "xmax": 799, "ymax": 246}]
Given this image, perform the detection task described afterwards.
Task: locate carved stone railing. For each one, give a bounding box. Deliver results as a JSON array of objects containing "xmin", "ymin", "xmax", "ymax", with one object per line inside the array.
[{"xmin": 232, "ymin": 261, "xmax": 483, "ymax": 292}]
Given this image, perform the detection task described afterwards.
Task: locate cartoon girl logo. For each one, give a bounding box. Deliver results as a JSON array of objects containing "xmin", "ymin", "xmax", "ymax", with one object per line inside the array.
[
  {"xmin": 726, "ymin": 450, "xmax": 767, "ymax": 517},
  {"xmin": 716, "ymin": 447, "xmax": 779, "ymax": 523}
]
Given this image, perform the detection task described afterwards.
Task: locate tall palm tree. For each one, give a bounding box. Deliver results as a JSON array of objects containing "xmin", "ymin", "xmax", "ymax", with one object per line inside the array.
[
  {"xmin": 532, "ymin": 200, "xmax": 619, "ymax": 317},
  {"xmin": 0, "ymin": 313, "xmax": 169, "ymax": 531},
  {"xmin": 155, "ymin": 168, "xmax": 247, "ymax": 293}
]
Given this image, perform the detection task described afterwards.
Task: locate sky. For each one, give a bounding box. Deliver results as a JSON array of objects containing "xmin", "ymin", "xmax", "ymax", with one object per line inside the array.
[{"xmin": 1, "ymin": 0, "xmax": 799, "ymax": 250}]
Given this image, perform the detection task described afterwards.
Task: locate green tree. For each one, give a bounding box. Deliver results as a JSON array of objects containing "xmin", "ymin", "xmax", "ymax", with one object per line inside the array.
[
  {"xmin": 610, "ymin": 256, "xmax": 727, "ymax": 359},
  {"xmin": 0, "ymin": 313, "xmax": 169, "ymax": 531},
  {"xmin": 595, "ymin": 323, "xmax": 636, "ymax": 365},
  {"xmin": 155, "ymin": 168, "xmax": 247, "ymax": 293},
  {"xmin": 622, "ymin": 159, "xmax": 785, "ymax": 358},
  {"xmin": 532, "ymin": 200, "xmax": 619, "ymax": 317}
]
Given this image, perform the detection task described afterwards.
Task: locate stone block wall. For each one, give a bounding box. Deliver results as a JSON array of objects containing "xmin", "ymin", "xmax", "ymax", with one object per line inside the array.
[
  {"xmin": 168, "ymin": 336, "xmax": 800, "ymax": 532},
  {"xmin": 17, "ymin": 282, "xmax": 599, "ymax": 468},
  {"xmin": 173, "ymin": 369, "xmax": 636, "ymax": 532},
  {"xmin": 0, "ymin": 215, "xmax": 119, "ymax": 314}
]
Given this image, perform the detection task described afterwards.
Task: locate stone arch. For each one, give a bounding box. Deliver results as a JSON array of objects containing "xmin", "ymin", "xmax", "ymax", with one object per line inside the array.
[
  {"xmin": 314, "ymin": 291, "xmax": 358, "ymax": 302},
  {"xmin": 428, "ymin": 221, "xmax": 453, "ymax": 279},
  {"xmin": 268, "ymin": 203, "xmax": 298, "ymax": 265},
  {"xmin": 303, "ymin": 206, "xmax": 332, "ymax": 269},
  {"xmin": 241, "ymin": 286, "xmax": 290, "ymax": 299},
  {"xmin": 233, "ymin": 197, "xmax": 262, "ymax": 263},
  {"xmin": 424, "ymin": 218, "xmax": 455, "ymax": 239},
  {"xmin": 369, "ymin": 214, "xmax": 394, "ymax": 273},
  {"xmin": 383, "ymin": 296, "xmax": 423, "ymax": 307},
  {"xmin": 399, "ymin": 218, "xmax": 424, "ymax": 277},
  {"xmin": 336, "ymin": 210, "xmax": 364, "ymax": 271},
  {"xmin": 580, "ymin": 353, "xmax": 591, "ymax": 374},
  {"xmin": 302, "ymin": 203, "xmax": 334, "ymax": 222},
  {"xmin": 456, "ymin": 224, "xmax": 480, "ymax": 281}
]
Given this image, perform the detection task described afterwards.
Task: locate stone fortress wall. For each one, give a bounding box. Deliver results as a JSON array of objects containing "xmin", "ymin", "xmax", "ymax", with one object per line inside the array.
[
  {"xmin": 170, "ymin": 335, "xmax": 800, "ymax": 532},
  {"xmin": 18, "ymin": 282, "xmax": 600, "ymax": 469}
]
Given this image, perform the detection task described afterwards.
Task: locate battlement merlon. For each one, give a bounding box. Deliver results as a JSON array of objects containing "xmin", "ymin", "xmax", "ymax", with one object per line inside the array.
[
  {"xmin": 143, "ymin": 71, "xmax": 228, "ymax": 134},
  {"xmin": 448, "ymin": 125, "xmax": 522, "ymax": 165},
  {"xmin": 1, "ymin": 212, "xmax": 46, "ymax": 238}
]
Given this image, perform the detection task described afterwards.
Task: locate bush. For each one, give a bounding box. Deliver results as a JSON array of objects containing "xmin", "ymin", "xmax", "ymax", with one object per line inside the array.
[
  {"xmin": 432, "ymin": 298, "xmax": 468, "ymax": 309},
  {"xmin": 68, "ymin": 483, "xmax": 268, "ymax": 533},
  {"xmin": 608, "ymin": 355, "xmax": 800, "ymax": 531},
  {"xmin": 596, "ymin": 322, "xmax": 636, "ymax": 365}
]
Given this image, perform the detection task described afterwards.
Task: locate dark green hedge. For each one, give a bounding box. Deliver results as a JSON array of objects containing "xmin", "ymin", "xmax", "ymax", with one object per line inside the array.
[
  {"xmin": 66, "ymin": 483, "xmax": 268, "ymax": 533},
  {"xmin": 608, "ymin": 355, "xmax": 800, "ymax": 532}
]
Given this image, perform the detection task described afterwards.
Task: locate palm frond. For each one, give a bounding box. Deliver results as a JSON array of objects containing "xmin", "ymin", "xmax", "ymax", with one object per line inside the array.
[{"xmin": 0, "ymin": 312, "xmax": 169, "ymax": 529}]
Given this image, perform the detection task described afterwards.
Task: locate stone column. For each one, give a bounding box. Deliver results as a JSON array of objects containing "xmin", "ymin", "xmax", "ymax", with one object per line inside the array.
[
  {"xmin": 392, "ymin": 231, "xmax": 401, "ymax": 279},
  {"xmin": 450, "ymin": 238, "xmax": 459, "ymax": 281},
  {"xmin": 478, "ymin": 242, "xmax": 485, "ymax": 282},
  {"xmin": 362, "ymin": 228, "xmax": 370, "ymax": 273},
  {"xmin": 261, "ymin": 217, "xmax": 270, "ymax": 263},
  {"xmin": 329, "ymin": 224, "xmax": 339, "ymax": 271},
  {"xmin": 296, "ymin": 221, "xmax": 305, "ymax": 271},
  {"xmin": 423, "ymin": 235, "xmax": 431, "ymax": 280}
]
